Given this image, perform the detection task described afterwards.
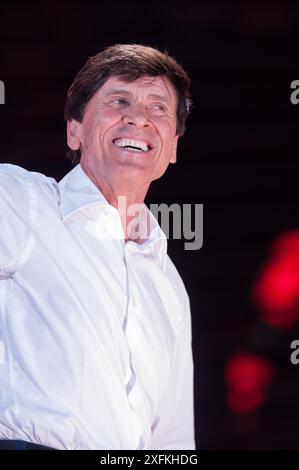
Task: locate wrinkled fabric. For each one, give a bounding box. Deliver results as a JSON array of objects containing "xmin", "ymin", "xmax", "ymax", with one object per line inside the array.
[{"xmin": 0, "ymin": 163, "xmax": 195, "ymax": 450}]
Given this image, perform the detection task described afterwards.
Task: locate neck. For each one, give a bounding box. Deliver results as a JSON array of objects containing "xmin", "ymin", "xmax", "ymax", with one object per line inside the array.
[{"xmin": 80, "ymin": 162, "xmax": 151, "ymax": 242}]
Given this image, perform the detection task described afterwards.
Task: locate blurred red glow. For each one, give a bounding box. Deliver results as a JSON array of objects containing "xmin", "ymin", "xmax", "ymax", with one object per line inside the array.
[
  {"xmin": 253, "ymin": 230, "xmax": 299, "ymax": 329},
  {"xmin": 226, "ymin": 231, "xmax": 299, "ymax": 415},
  {"xmin": 225, "ymin": 353, "xmax": 276, "ymax": 414}
]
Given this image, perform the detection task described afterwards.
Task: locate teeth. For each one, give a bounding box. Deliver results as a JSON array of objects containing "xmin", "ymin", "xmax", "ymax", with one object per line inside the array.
[{"xmin": 113, "ymin": 138, "xmax": 149, "ymax": 152}]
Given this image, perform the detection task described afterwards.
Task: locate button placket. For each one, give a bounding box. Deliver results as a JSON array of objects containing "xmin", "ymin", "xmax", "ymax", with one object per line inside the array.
[{"xmin": 122, "ymin": 241, "xmax": 149, "ymax": 449}]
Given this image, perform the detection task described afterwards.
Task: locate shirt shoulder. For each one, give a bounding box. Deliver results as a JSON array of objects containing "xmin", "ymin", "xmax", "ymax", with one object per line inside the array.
[
  {"xmin": 0, "ymin": 164, "xmax": 61, "ymax": 272},
  {"xmin": 0, "ymin": 163, "xmax": 60, "ymax": 207},
  {"xmin": 0, "ymin": 164, "xmax": 32, "ymax": 219},
  {"xmin": 0, "ymin": 163, "xmax": 30, "ymax": 190}
]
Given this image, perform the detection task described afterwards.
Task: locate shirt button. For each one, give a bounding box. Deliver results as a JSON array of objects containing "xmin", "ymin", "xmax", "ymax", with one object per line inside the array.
[{"xmin": 130, "ymin": 296, "xmax": 140, "ymax": 309}]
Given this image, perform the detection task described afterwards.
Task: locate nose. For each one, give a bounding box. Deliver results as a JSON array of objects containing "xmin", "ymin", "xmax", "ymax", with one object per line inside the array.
[{"xmin": 122, "ymin": 104, "xmax": 150, "ymax": 128}]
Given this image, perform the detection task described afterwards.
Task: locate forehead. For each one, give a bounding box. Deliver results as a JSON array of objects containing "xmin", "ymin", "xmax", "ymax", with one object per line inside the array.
[{"xmin": 98, "ymin": 75, "xmax": 177, "ymax": 104}]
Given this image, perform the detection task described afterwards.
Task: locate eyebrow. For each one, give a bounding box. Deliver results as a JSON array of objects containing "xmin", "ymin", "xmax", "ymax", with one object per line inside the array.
[
  {"xmin": 148, "ymin": 93, "xmax": 171, "ymax": 104},
  {"xmin": 104, "ymin": 89, "xmax": 171, "ymax": 104}
]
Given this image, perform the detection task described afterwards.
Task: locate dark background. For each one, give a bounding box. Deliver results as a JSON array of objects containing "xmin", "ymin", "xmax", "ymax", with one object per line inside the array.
[{"xmin": 1, "ymin": 0, "xmax": 299, "ymax": 449}]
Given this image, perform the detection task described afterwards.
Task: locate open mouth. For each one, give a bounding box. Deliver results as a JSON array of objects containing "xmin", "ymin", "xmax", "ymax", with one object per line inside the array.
[{"xmin": 112, "ymin": 138, "xmax": 152, "ymax": 153}]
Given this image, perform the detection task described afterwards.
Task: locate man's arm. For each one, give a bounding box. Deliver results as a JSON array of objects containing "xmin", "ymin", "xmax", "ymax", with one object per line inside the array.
[
  {"xmin": 0, "ymin": 164, "xmax": 32, "ymax": 274},
  {"xmin": 150, "ymin": 295, "xmax": 195, "ymax": 450}
]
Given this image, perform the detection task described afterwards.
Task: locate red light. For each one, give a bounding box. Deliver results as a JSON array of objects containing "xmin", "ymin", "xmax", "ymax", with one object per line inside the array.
[
  {"xmin": 225, "ymin": 353, "xmax": 276, "ymax": 414},
  {"xmin": 253, "ymin": 231, "xmax": 299, "ymax": 330}
]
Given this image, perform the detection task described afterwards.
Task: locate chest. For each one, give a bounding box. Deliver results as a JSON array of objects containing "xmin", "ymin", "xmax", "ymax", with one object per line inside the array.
[{"xmin": 10, "ymin": 214, "xmax": 182, "ymax": 400}]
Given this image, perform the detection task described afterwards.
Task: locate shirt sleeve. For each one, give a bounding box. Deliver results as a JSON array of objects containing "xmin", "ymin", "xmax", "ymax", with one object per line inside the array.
[
  {"xmin": 0, "ymin": 164, "xmax": 33, "ymax": 273},
  {"xmin": 150, "ymin": 294, "xmax": 195, "ymax": 450}
]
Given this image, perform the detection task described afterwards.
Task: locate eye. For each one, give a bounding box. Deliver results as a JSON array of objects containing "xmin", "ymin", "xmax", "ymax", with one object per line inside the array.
[
  {"xmin": 110, "ymin": 97, "xmax": 129, "ymax": 107},
  {"xmin": 148, "ymin": 103, "xmax": 167, "ymax": 115}
]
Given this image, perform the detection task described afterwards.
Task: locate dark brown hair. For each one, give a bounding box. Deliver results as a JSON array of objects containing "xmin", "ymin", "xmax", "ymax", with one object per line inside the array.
[{"xmin": 64, "ymin": 44, "xmax": 192, "ymax": 164}]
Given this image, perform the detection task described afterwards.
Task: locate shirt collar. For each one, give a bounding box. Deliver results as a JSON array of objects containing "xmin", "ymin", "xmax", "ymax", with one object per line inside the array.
[{"xmin": 58, "ymin": 164, "xmax": 167, "ymax": 270}]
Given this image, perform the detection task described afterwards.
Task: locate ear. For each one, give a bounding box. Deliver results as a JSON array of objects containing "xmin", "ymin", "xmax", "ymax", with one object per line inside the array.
[
  {"xmin": 170, "ymin": 135, "xmax": 178, "ymax": 164},
  {"xmin": 67, "ymin": 119, "xmax": 82, "ymax": 150}
]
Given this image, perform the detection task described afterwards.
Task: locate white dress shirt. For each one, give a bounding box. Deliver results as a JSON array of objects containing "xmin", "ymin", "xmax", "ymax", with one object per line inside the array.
[{"xmin": 0, "ymin": 162, "xmax": 195, "ymax": 450}]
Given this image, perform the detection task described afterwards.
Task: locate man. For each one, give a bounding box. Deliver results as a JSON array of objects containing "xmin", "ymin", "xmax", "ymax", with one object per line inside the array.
[{"xmin": 0, "ymin": 44, "xmax": 195, "ymax": 450}]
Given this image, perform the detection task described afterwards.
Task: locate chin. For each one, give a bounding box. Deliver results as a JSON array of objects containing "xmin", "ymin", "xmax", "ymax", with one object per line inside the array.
[{"xmin": 121, "ymin": 168, "xmax": 149, "ymax": 181}]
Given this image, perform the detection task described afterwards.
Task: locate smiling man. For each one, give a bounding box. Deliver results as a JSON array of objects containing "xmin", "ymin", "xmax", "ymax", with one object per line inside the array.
[
  {"xmin": 68, "ymin": 74, "xmax": 179, "ymax": 239},
  {"xmin": 0, "ymin": 44, "xmax": 195, "ymax": 450}
]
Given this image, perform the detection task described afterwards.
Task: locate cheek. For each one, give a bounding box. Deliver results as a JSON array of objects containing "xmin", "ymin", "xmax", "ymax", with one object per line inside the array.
[
  {"xmin": 155, "ymin": 118, "xmax": 176, "ymax": 139},
  {"xmin": 84, "ymin": 109, "xmax": 121, "ymax": 134},
  {"xmin": 98, "ymin": 112, "xmax": 123, "ymax": 141},
  {"xmin": 160, "ymin": 127, "xmax": 176, "ymax": 151},
  {"xmin": 101, "ymin": 109, "xmax": 123, "ymax": 126},
  {"xmin": 83, "ymin": 125, "xmax": 99, "ymax": 149},
  {"xmin": 84, "ymin": 117, "xmax": 115, "ymax": 147}
]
